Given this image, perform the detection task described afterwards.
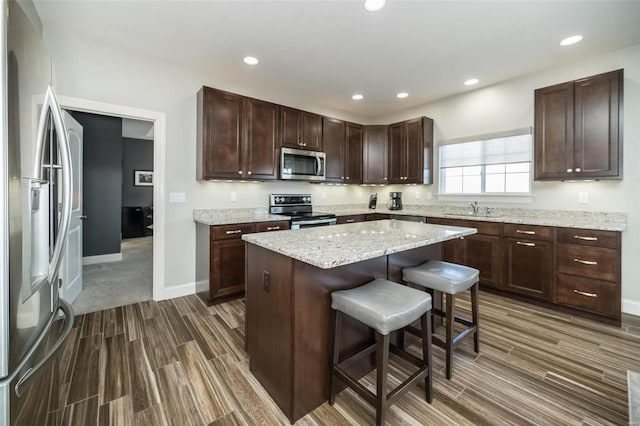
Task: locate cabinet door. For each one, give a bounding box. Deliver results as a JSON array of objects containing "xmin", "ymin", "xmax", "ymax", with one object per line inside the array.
[
  {"xmin": 246, "ymin": 98, "xmax": 279, "ymax": 180},
  {"xmin": 322, "ymin": 117, "xmax": 345, "ymax": 182},
  {"xmin": 210, "ymin": 238, "xmax": 247, "ymax": 300},
  {"xmin": 405, "ymin": 117, "xmax": 426, "ymax": 184},
  {"xmin": 463, "ymin": 234, "xmax": 503, "ymax": 290},
  {"xmin": 534, "ymin": 81, "xmax": 574, "ymax": 180},
  {"xmin": 345, "ymin": 123, "xmax": 363, "ymax": 184},
  {"xmin": 573, "ymin": 69, "xmax": 622, "ymax": 178},
  {"xmin": 280, "ymin": 106, "xmax": 303, "ymax": 148},
  {"xmin": 388, "ymin": 122, "xmax": 405, "ymax": 184},
  {"xmin": 362, "ymin": 125, "xmax": 388, "ymax": 184},
  {"xmin": 302, "ymin": 112, "xmax": 323, "ymax": 151},
  {"xmin": 198, "ymin": 87, "xmax": 244, "ymax": 179},
  {"xmin": 504, "ymin": 238, "xmax": 553, "ymax": 300}
]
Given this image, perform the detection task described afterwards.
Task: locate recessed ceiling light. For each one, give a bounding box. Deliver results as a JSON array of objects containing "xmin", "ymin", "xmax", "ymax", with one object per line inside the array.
[
  {"xmin": 363, "ymin": 0, "xmax": 386, "ymax": 12},
  {"xmin": 243, "ymin": 56, "xmax": 259, "ymax": 65},
  {"xmin": 464, "ymin": 78, "xmax": 479, "ymax": 86},
  {"xmin": 352, "ymin": 94, "xmax": 364, "ymax": 100},
  {"xmin": 396, "ymin": 92, "xmax": 409, "ymax": 99},
  {"xmin": 560, "ymin": 35, "xmax": 583, "ymax": 46}
]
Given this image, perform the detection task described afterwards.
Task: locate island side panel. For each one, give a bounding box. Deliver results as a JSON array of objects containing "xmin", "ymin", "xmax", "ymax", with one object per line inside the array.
[
  {"xmin": 246, "ymin": 243, "xmax": 294, "ymax": 420},
  {"xmin": 195, "ymin": 223, "xmax": 210, "ymax": 294},
  {"xmin": 291, "ymin": 256, "xmax": 388, "ymax": 422}
]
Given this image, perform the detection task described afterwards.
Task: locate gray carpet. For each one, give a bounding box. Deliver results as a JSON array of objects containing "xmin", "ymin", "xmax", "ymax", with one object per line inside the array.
[{"xmin": 72, "ymin": 236, "xmax": 153, "ymax": 315}]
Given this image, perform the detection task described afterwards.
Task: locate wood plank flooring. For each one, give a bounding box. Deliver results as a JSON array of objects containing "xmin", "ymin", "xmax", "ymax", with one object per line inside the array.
[{"xmin": 53, "ymin": 291, "xmax": 640, "ymax": 425}]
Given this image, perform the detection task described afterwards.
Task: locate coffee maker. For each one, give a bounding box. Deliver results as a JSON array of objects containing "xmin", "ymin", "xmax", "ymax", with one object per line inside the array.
[{"xmin": 387, "ymin": 192, "xmax": 402, "ymax": 210}]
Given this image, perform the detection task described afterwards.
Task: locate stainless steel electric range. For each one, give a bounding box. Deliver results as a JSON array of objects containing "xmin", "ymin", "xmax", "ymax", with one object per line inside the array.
[{"xmin": 269, "ymin": 194, "xmax": 336, "ymax": 229}]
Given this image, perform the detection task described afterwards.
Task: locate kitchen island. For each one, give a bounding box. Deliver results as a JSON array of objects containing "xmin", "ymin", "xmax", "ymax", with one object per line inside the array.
[{"xmin": 242, "ymin": 220, "xmax": 476, "ymax": 423}]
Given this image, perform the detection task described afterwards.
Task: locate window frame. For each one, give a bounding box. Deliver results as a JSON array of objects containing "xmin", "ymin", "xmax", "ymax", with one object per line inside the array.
[{"xmin": 437, "ymin": 127, "xmax": 533, "ymax": 198}]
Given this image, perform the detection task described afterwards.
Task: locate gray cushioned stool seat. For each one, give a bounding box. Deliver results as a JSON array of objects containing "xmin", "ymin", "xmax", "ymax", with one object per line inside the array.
[
  {"xmin": 403, "ymin": 260, "xmax": 479, "ymax": 294},
  {"xmin": 331, "ymin": 279, "xmax": 432, "ymax": 335}
]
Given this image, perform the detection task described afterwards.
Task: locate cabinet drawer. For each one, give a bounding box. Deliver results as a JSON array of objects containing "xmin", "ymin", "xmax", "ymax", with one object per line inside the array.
[
  {"xmin": 556, "ymin": 228, "xmax": 619, "ymax": 249},
  {"xmin": 337, "ymin": 214, "xmax": 366, "ymax": 224},
  {"xmin": 256, "ymin": 221, "xmax": 290, "ymax": 233},
  {"xmin": 556, "ymin": 273, "xmax": 618, "ymax": 317},
  {"xmin": 504, "ymin": 224, "xmax": 554, "ymax": 241},
  {"xmin": 556, "ymin": 244, "xmax": 618, "ymax": 282},
  {"xmin": 211, "ymin": 223, "xmax": 257, "ymax": 240}
]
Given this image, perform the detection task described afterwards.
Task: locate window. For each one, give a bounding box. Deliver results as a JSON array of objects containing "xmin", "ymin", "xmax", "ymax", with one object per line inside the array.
[{"xmin": 439, "ymin": 128, "xmax": 532, "ymax": 195}]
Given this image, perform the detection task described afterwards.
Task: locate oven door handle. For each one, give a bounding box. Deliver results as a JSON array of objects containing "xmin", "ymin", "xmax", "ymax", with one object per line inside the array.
[{"xmin": 295, "ymin": 218, "xmax": 337, "ymax": 226}]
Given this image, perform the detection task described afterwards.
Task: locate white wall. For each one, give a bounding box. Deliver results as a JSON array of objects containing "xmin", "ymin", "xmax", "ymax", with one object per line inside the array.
[
  {"xmin": 378, "ymin": 44, "xmax": 640, "ymax": 314},
  {"xmin": 42, "ymin": 26, "xmax": 372, "ymax": 299},
  {"xmin": 42, "ymin": 22, "xmax": 640, "ymax": 313}
]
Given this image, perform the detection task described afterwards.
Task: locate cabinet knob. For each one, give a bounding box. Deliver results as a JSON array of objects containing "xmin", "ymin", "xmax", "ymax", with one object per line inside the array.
[
  {"xmin": 346, "ymin": 177, "xmax": 350, "ymax": 180},
  {"xmin": 341, "ymin": 176, "xmax": 344, "ymax": 179},
  {"xmin": 566, "ymin": 168, "xmax": 573, "ymax": 173},
  {"xmin": 575, "ymin": 168, "xmax": 581, "ymax": 172},
  {"xmin": 247, "ymin": 171, "xmax": 252, "ymax": 175},
  {"xmin": 384, "ymin": 177, "xmax": 387, "ymax": 180},
  {"xmin": 238, "ymin": 171, "xmax": 242, "ymax": 175}
]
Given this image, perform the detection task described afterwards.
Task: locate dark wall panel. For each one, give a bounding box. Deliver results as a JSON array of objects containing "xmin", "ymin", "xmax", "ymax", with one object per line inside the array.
[
  {"xmin": 122, "ymin": 137, "xmax": 153, "ymax": 207},
  {"xmin": 70, "ymin": 111, "xmax": 123, "ymax": 257}
]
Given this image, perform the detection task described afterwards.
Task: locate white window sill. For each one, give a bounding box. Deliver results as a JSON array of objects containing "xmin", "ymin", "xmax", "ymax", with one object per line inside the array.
[{"xmin": 437, "ymin": 193, "xmax": 534, "ymax": 204}]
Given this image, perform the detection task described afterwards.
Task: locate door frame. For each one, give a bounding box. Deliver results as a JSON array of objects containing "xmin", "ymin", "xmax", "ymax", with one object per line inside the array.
[{"xmin": 57, "ymin": 95, "xmax": 166, "ymax": 301}]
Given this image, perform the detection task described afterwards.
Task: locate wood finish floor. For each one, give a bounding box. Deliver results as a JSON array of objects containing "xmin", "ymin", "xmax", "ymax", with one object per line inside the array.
[{"xmin": 55, "ymin": 291, "xmax": 640, "ymax": 425}]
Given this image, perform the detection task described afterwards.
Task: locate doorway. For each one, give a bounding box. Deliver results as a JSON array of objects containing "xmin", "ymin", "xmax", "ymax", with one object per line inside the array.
[{"xmin": 57, "ymin": 96, "xmax": 166, "ymax": 313}]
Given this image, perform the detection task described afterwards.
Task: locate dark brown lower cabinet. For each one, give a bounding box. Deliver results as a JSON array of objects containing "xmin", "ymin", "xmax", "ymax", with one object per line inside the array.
[
  {"xmin": 203, "ymin": 220, "xmax": 290, "ymax": 304},
  {"xmin": 464, "ymin": 234, "xmax": 503, "ymax": 290},
  {"xmin": 503, "ymin": 238, "xmax": 553, "ymax": 300}
]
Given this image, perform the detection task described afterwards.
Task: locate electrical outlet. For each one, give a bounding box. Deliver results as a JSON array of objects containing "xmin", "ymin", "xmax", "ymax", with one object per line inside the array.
[
  {"xmin": 322, "ymin": 191, "xmax": 327, "ymax": 200},
  {"xmin": 415, "ymin": 189, "xmax": 421, "ymax": 199},
  {"xmin": 169, "ymin": 192, "xmax": 186, "ymax": 203},
  {"xmin": 230, "ymin": 191, "xmax": 237, "ymax": 202},
  {"xmin": 263, "ymin": 271, "xmax": 271, "ymax": 293},
  {"xmin": 578, "ymin": 192, "xmax": 589, "ymax": 204},
  {"xmin": 426, "ymin": 191, "xmax": 433, "ymax": 200}
]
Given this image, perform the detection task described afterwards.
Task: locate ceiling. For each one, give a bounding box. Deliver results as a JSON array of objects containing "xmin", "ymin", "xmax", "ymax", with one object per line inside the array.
[{"xmin": 34, "ymin": 1, "xmax": 640, "ymax": 119}]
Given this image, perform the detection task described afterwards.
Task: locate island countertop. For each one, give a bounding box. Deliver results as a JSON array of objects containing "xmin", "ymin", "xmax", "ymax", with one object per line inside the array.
[{"xmin": 242, "ymin": 219, "xmax": 476, "ymax": 269}]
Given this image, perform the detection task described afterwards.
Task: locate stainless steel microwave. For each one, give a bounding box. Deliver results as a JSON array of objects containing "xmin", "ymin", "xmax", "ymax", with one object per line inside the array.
[{"xmin": 280, "ymin": 147, "xmax": 326, "ymax": 181}]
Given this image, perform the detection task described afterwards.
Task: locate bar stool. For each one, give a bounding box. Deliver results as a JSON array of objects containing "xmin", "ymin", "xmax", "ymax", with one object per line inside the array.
[
  {"xmin": 402, "ymin": 260, "xmax": 480, "ymax": 380},
  {"xmin": 329, "ymin": 279, "xmax": 433, "ymax": 426}
]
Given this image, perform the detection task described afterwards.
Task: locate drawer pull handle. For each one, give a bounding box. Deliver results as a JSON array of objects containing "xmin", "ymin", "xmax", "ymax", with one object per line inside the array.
[
  {"xmin": 226, "ymin": 230, "xmax": 242, "ymax": 235},
  {"xmin": 346, "ymin": 219, "xmax": 355, "ymax": 223},
  {"xmin": 266, "ymin": 226, "xmax": 280, "ymax": 231},
  {"xmin": 516, "ymin": 230, "xmax": 536, "ymax": 235},
  {"xmin": 574, "ymin": 235, "xmax": 598, "ymax": 241},
  {"xmin": 573, "ymin": 258, "xmax": 597, "ymax": 265},
  {"xmin": 516, "ymin": 241, "xmax": 536, "ymax": 247},
  {"xmin": 574, "ymin": 289, "xmax": 598, "ymax": 298}
]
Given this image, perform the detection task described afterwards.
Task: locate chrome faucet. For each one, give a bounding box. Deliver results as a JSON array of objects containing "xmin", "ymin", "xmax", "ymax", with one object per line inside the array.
[{"xmin": 470, "ymin": 201, "xmax": 480, "ymax": 215}]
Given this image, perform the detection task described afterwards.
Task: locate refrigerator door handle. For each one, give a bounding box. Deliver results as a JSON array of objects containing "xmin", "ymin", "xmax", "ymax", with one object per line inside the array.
[
  {"xmin": 33, "ymin": 85, "xmax": 72, "ymax": 286},
  {"xmin": 14, "ymin": 299, "xmax": 74, "ymax": 397},
  {"xmin": 0, "ymin": 299, "xmax": 73, "ymax": 393}
]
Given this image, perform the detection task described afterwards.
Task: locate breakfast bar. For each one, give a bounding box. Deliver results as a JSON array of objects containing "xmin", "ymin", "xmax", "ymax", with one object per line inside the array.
[{"xmin": 242, "ymin": 219, "xmax": 476, "ymax": 423}]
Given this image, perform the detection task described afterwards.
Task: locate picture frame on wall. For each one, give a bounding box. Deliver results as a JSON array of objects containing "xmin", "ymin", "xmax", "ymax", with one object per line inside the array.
[{"xmin": 134, "ymin": 170, "xmax": 154, "ymax": 186}]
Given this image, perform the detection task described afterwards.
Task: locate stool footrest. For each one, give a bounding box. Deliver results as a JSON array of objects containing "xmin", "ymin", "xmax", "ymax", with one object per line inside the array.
[
  {"xmin": 389, "ymin": 344, "xmax": 424, "ymax": 368},
  {"xmin": 337, "ymin": 343, "xmax": 376, "ymax": 370},
  {"xmin": 334, "ymin": 367, "xmax": 376, "ymax": 406},
  {"xmin": 452, "ymin": 326, "xmax": 477, "ymax": 346},
  {"xmin": 387, "ymin": 366, "xmax": 429, "ymax": 406}
]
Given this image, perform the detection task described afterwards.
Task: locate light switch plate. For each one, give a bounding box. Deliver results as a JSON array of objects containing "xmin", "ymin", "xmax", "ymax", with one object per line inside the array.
[{"xmin": 169, "ymin": 192, "xmax": 186, "ymax": 203}]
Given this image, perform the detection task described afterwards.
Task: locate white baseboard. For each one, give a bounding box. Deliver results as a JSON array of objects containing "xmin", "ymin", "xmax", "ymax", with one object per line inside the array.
[
  {"xmin": 82, "ymin": 253, "xmax": 123, "ymax": 265},
  {"xmin": 157, "ymin": 282, "xmax": 195, "ymax": 301},
  {"xmin": 622, "ymin": 299, "xmax": 640, "ymax": 317}
]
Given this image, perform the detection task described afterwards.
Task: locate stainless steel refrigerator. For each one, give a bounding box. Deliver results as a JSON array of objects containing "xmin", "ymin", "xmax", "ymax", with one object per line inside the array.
[{"xmin": 1, "ymin": 1, "xmax": 74, "ymax": 424}]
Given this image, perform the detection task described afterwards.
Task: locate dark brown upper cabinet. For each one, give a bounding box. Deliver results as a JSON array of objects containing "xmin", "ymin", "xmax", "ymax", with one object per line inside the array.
[
  {"xmin": 534, "ymin": 69, "xmax": 623, "ymax": 180},
  {"xmin": 322, "ymin": 117, "xmax": 346, "ymax": 183},
  {"xmin": 345, "ymin": 123, "xmax": 363, "ymax": 184},
  {"xmin": 362, "ymin": 125, "xmax": 388, "ymax": 185},
  {"xmin": 388, "ymin": 117, "xmax": 434, "ymax": 184},
  {"xmin": 280, "ymin": 106, "xmax": 323, "ymax": 151},
  {"xmin": 197, "ymin": 86, "xmax": 279, "ymax": 181}
]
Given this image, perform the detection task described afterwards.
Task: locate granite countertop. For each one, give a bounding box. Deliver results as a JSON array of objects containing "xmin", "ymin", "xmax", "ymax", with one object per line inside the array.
[
  {"xmin": 193, "ymin": 208, "xmax": 290, "ymax": 225},
  {"xmin": 315, "ymin": 204, "xmax": 627, "ymax": 232},
  {"xmin": 242, "ymin": 220, "xmax": 476, "ymax": 269}
]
